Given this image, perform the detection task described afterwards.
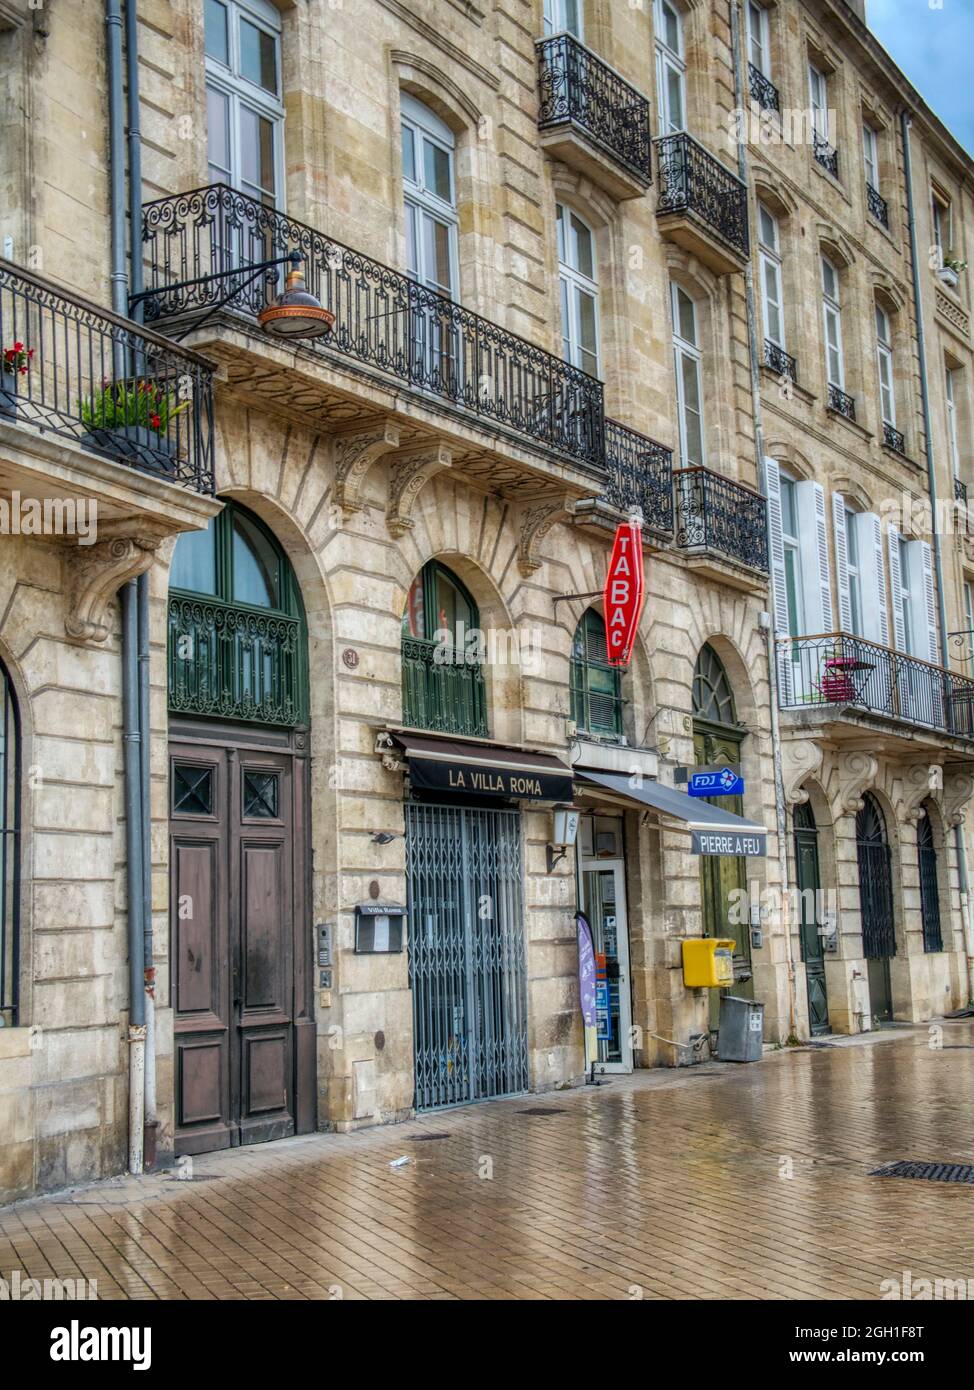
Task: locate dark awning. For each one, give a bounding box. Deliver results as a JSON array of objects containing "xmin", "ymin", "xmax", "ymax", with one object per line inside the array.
[
  {"xmin": 576, "ymin": 769, "xmax": 767, "ymax": 856},
  {"xmin": 388, "ymin": 731, "xmax": 573, "ymax": 802}
]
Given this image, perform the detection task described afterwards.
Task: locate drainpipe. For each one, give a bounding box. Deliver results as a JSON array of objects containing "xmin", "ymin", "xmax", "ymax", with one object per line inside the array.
[
  {"xmin": 108, "ymin": 0, "xmax": 146, "ymax": 1173},
  {"xmin": 902, "ymin": 111, "xmax": 974, "ymax": 1001},
  {"xmin": 731, "ymin": 1, "xmax": 798, "ymax": 1037},
  {"xmin": 125, "ymin": 0, "xmax": 157, "ymax": 1162}
]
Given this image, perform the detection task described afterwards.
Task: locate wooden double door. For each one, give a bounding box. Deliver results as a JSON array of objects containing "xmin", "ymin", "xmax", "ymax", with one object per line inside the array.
[{"xmin": 169, "ymin": 726, "xmax": 315, "ymax": 1155}]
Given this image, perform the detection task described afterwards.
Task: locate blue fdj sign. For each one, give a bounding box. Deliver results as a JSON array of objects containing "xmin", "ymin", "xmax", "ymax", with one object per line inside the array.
[{"xmin": 687, "ymin": 767, "xmax": 745, "ymax": 798}]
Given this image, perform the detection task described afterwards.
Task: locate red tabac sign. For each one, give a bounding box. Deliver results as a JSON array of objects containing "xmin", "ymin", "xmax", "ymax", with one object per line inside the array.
[{"xmin": 603, "ymin": 520, "xmax": 645, "ymax": 666}]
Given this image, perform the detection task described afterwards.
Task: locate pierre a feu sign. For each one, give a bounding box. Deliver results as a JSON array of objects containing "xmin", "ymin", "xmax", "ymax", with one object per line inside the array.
[
  {"xmin": 603, "ymin": 519, "xmax": 645, "ymax": 666},
  {"xmin": 692, "ymin": 830, "xmax": 767, "ymax": 857}
]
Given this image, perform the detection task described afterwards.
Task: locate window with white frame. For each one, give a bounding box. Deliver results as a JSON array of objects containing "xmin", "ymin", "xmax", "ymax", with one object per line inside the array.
[
  {"xmin": 946, "ymin": 367, "xmax": 962, "ymax": 477},
  {"xmin": 205, "ymin": 0, "xmax": 284, "ymax": 207},
  {"xmin": 759, "ymin": 204, "xmax": 785, "ymax": 348},
  {"xmin": 965, "ymin": 581, "xmax": 974, "ymax": 673},
  {"xmin": 863, "ymin": 123, "xmax": 880, "ymax": 191},
  {"xmin": 401, "ymin": 94, "xmax": 459, "ymax": 298},
  {"xmin": 543, "ymin": 0, "xmax": 582, "ymax": 37},
  {"xmin": 897, "ymin": 534, "xmax": 916, "ymax": 655},
  {"xmin": 808, "ymin": 63, "xmax": 829, "ymax": 142},
  {"xmin": 557, "ymin": 205, "xmax": 600, "ymax": 377},
  {"xmin": 655, "ymin": 0, "xmax": 686, "ymax": 135},
  {"xmin": 845, "ymin": 505, "xmax": 864, "ymax": 636},
  {"xmin": 671, "ymin": 282, "xmax": 704, "ymax": 466},
  {"xmin": 932, "ymin": 192, "xmax": 952, "ymax": 260},
  {"xmin": 876, "ymin": 304, "xmax": 895, "ymax": 426},
  {"xmin": 746, "ymin": 2, "xmax": 771, "ymax": 77},
  {"xmin": 821, "ymin": 256, "xmax": 844, "ymax": 390},
  {"xmin": 779, "ymin": 472, "xmax": 804, "ymax": 640}
]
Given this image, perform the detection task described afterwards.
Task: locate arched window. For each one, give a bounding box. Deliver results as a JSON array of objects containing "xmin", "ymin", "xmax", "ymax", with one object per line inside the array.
[
  {"xmin": 692, "ymin": 643, "xmax": 737, "ymax": 728},
  {"xmin": 402, "ymin": 560, "xmax": 487, "ymax": 736},
  {"xmin": 571, "ymin": 609, "xmax": 623, "ymax": 739},
  {"xmin": 917, "ymin": 806, "xmax": 943, "ymax": 953},
  {"xmin": 168, "ymin": 501, "xmax": 307, "ymax": 726},
  {"xmin": 0, "ymin": 661, "xmax": 20, "ymax": 1025},
  {"xmin": 557, "ymin": 204, "xmax": 600, "ymax": 378}
]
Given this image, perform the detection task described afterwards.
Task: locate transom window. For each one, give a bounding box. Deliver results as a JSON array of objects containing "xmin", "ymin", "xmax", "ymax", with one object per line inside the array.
[
  {"xmin": 821, "ymin": 256, "xmax": 844, "ymax": 390},
  {"xmin": 205, "ymin": 0, "xmax": 284, "ymax": 207},
  {"xmin": 671, "ymin": 282, "xmax": 704, "ymax": 467},
  {"xmin": 168, "ymin": 501, "xmax": 307, "ymax": 727},
  {"xmin": 0, "ymin": 661, "xmax": 20, "ymax": 1026},
  {"xmin": 655, "ymin": 0, "xmax": 686, "ymax": 135},
  {"xmin": 692, "ymin": 644, "xmax": 737, "ymax": 727},
  {"xmin": 557, "ymin": 204, "xmax": 600, "ymax": 377},
  {"xmin": 759, "ymin": 204, "xmax": 785, "ymax": 348},
  {"xmin": 571, "ymin": 610, "xmax": 623, "ymax": 739},
  {"xmin": 876, "ymin": 304, "xmax": 895, "ymax": 426}
]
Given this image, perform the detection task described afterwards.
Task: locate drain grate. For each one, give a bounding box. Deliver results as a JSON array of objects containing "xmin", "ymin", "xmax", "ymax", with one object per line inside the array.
[
  {"xmin": 407, "ymin": 1133, "xmax": 452, "ymax": 1142},
  {"xmin": 871, "ymin": 1160, "xmax": 974, "ymax": 1185},
  {"xmin": 518, "ymin": 1107, "xmax": 567, "ymax": 1117}
]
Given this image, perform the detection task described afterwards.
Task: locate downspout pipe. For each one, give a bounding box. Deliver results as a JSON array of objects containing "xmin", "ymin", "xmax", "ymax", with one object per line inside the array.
[
  {"xmin": 108, "ymin": 0, "xmax": 146, "ymax": 1173},
  {"xmin": 731, "ymin": 1, "xmax": 798, "ymax": 1039},
  {"xmin": 125, "ymin": 0, "xmax": 158, "ymax": 1160},
  {"xmin": 902, "ymin": 110, "xmax": 974, "ymax": 1002}
]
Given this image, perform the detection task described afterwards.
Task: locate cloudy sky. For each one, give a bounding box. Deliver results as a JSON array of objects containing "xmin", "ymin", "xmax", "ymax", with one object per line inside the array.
[{"xmin": 867, "ymin": 0, "xmax": 974, "ymax": 155}]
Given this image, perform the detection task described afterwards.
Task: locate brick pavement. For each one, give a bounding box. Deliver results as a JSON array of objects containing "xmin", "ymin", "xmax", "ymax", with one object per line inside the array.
[{"xmin": 1, "ymin": 1022, "xmax": 972, "ymax": 1300}]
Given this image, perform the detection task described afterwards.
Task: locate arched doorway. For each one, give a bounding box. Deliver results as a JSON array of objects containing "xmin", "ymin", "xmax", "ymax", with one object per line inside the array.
[
  {"xmin": 692, "ymin": 644, "xmax": 750, "ymax": 1025},
  {"xmin": 856, "ymin": 793, "xmax": 895, "ymax": 1023},
  {"xmin": 917, "ymin": 805, "xmax": 943, "ymax": 953},
  {"xmin": 0, "ymin": 659, "xmax": 21, "ymax": 1027},
  {"xmin": 794, "ymin": 801, "xmax": 829, "ymax": 1034},
  {"xmin": 167, "ymin": 501, "xmax": 314, "ymax": 1153}
]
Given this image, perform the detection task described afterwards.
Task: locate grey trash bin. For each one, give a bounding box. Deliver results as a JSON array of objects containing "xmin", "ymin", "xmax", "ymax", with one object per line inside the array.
[{"xmin": 717, "ymin": 994, "xmax": 764, "ymax": 1062}]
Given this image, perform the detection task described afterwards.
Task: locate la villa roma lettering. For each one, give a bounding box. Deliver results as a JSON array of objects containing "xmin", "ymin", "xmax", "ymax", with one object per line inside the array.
[
  {"xmin": 603, "ymin": 519, "xmax": 646, "ymax": 666},
  {"xmin": 447, "ymin": 768, "xmax": 542, "ymax": 796}
]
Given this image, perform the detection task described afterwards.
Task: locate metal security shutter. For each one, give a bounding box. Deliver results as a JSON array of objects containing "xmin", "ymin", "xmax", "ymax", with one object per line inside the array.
[{"xmin": 406, "ymin": 802, "xmax": 528, "ymax": 1111}]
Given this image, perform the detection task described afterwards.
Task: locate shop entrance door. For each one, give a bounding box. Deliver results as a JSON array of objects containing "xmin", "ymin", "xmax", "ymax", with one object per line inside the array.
[{"xmin": 577, "ymin": 851, "xmax": 633, "ymax": 1073}]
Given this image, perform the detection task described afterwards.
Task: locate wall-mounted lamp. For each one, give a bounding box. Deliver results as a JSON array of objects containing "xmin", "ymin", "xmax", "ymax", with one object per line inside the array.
[{"xmin": 546, "ymin": 804, "xmax": 580, "ymax": 874}]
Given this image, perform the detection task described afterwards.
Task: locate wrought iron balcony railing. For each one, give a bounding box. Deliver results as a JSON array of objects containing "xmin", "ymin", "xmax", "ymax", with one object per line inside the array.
[
  {"xmin": 536, "ymin": 34, "xmax": 652, "ymax": 185},
  {"xmin": 675, "ymin": 466, "xmax": 769, "ymax": 572},
  {"xmin": 168, "ymin": 595, "xmax": 305, "ymax": 725},
  {"xmin": 0, "ymin": 258, "xmax": 214, "ymax": 494},
  {"xmin": 764, "ymin": 339, "xmax": 798, "ymax": 385},
  {"xmin": 813, "ymin": 134, "xmax": 839, "ymax": 178},
  {"xmin": 777, "ymin": 631, "xmax": 974, "ymax": 740},
  {"xmin": 955, "ymin": 477, "xmax": 969, "ymax": 534},
  {"xmin": 883, "ymin": 421, "xmax": 905, "ymax": 454},
  {"xmin": 401, "ymin": 636, "xmax": 489, "ymax": 738},
  {"xmin": 867, "ymin": 182, "xmax": 889, "ymax": 228},
  {"xmin": 655, "ymin": 133, "xmax": 750, "ymax": 259},
  {"xmin": 141, "ymin": 184, "xmax": 606, "ymax": 471},
  {"xmin": 603, "ymin": 418, "xmax": 673, "ymax": 533},
  {"xmin": 748, "ymin": 63, "xmax": 780, "ymax": 114},
  {"xmin": 828, "ymin": 382, "xmax": 856, "ymax": 422}
]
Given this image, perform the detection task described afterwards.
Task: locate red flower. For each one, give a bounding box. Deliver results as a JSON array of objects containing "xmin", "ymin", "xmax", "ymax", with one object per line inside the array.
[
  {"xmin": 150, "ymin": 412, "xmax": 162, "ymax": 430},
  {"xmin": 12, "ymin": 342, "xmax": 23, "ymax": 353}
]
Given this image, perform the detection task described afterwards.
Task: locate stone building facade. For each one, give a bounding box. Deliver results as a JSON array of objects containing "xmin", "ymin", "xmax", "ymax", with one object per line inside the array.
[{"xmin": 0, "ymin": 0, "xmax": 970, "ymax": 1203}]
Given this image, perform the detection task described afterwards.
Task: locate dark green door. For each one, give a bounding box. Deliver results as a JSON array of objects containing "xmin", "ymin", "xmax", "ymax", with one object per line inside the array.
[
  {"xmin": 794, "ymin": 803, "xmax": 829, "ymax": 1035},
  {"xmin": 856, "ymin": 794, "xmax": 895, "ymax": 1023}
]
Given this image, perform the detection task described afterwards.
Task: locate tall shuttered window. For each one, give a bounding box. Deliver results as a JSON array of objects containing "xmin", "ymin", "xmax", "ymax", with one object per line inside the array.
[{"xmin": 571, "ymin": 609, "xmax": 623, "ymax": 739}]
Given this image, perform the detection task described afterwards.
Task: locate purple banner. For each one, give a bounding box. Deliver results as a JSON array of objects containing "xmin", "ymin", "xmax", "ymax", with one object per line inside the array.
[{"xmin": 576, "ymin": 911, "xmax": 597, "ymax": 1029}]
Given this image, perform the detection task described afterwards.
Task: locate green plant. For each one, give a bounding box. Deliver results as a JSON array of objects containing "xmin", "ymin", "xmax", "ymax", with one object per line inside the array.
[
  {"xmin": 943, "ymin": 254, "xmax": 967, "ymax": 274},
  {"xmin": 79, "ymin": 377, "xmax": 189, "ymax": 435}
]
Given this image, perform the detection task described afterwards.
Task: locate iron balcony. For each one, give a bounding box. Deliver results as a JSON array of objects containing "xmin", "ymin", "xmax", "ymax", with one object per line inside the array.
[
  {"xmin": 827, "ymin": 382, "xmax": 857, "ymax": 422},
  {"xmin": 748, "ymin": 63, "xmax": 780, "ymax": 114},
  {"xmin": 778, "ymin": 631, "xmax": 974, "ymax": 741},
  {"xmin": 655, "ymin": 132, "xmax": 750, "ymax": 274},
  {"xmin": 763, "ymin": 339, "xmax": 798, "ymax": 385},
  {"xmin": 141, "ymin": 183, "xmax": 606, "ymax": 474},
  {"xmin": 536, "ymin": 33, "xmax": 652, "ymax": 196},
  {"xmin": 0, "ymin": 258, "xmax": 215, "ymax": 494},
  {"xmin": 675, "ymin": 466, "xmax": 769, "ymax": 573},
  {"xmin": 603, "ymin": 419, "xmax": 673, "ymax": 534}
]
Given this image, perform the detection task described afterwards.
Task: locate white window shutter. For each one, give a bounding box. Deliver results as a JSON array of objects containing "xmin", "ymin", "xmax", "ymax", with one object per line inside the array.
[
  {"xmin": 765, "ymin": 459, "xmax": 793, "ymax": 702},
  {"xmin": 887, "ymin": 523, "xmax": 906, "ymax": 652},
  {"xmin": 858, "ymin": 513, "xmax": 889, "ymax": 647},
  {"xmin": 832, "ymin": 492, "xmax": 852, "ymax": 631},
  {"xmin": 796, "ymin": 481, "xmax": 833, "ymax": 634}
]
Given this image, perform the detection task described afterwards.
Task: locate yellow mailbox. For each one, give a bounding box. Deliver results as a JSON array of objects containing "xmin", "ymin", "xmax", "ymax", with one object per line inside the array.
[{"xmin": 682, "ymin": 938, "xmax": 735, "ymax": 988}]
